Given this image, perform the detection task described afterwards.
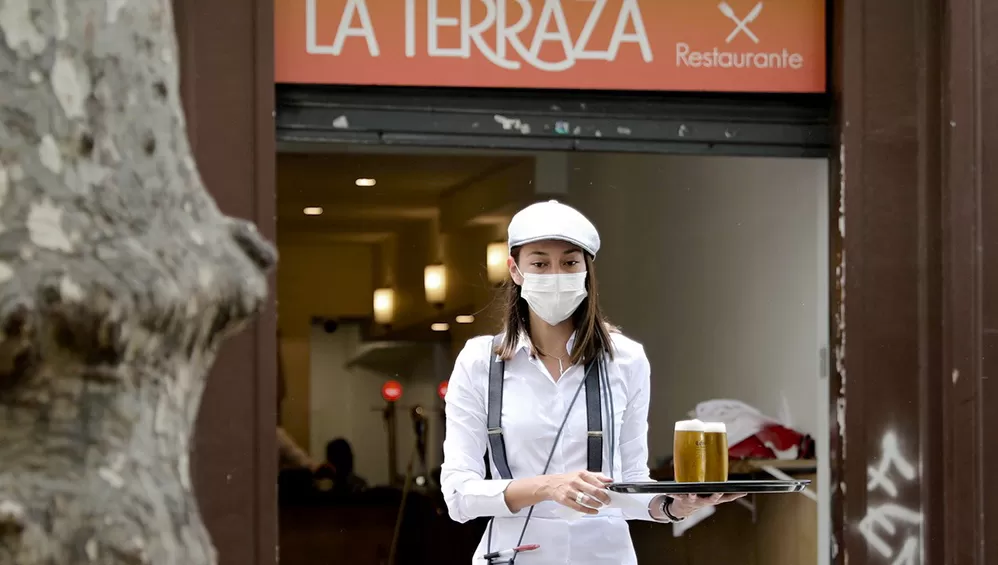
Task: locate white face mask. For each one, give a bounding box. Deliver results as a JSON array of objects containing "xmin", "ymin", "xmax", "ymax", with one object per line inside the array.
[{"xmin": 517, "ymin": 268, "xmax": 589, "ymax": 326}]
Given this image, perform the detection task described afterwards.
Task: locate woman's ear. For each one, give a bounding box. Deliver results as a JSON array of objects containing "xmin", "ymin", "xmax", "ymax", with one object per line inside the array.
[{"xmin": 508, "ymin": 256, "xmax": 523, "ymax": 285}]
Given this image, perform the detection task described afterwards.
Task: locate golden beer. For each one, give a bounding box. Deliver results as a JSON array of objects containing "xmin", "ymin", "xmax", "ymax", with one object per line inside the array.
[
  {"xmin": 673, "ymin": 420, "xmax": 706, "ymax": 482},
  {"xmin": 703, "ymin": 422, "xmax": 729, "ymax": 482}
]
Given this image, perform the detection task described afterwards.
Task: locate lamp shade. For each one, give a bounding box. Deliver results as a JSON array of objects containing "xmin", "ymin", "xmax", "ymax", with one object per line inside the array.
[
  {"xmin": 381, "ymin": 380, "xmax": 403, "ymax": 402},
  {"xmin": 372, "ymin": 287, "xmax": 395, "ymax": 325},
  {"xmin": 424, "ymin": 264, "xmax": 447, "ymax": 305},
  {"xmin": 486, "ymin": 241, "xmax": 509, "ymax": 284}
]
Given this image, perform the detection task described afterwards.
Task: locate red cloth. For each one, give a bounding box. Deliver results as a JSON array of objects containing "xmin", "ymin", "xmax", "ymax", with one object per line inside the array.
[{"xmin": 728, "ymin": 424, "xmax": 814, "ymax": 460}]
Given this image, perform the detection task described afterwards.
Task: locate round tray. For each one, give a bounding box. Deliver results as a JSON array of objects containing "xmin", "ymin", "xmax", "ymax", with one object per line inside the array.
[{"xmin": 608, "ymin": 479, "xmax": 811, "ymax": 495}]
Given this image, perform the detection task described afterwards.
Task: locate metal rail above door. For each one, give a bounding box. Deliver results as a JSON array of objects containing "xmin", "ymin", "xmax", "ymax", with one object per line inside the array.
[{"xmin": 276, "ymin": 85, "xmax": 831, "ymax": 158}]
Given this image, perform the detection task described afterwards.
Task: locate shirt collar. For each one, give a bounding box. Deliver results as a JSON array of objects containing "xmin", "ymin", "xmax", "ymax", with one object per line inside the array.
[{"xmin": 513, "ymin": 330, "xmax": 578, "ymax": 359}]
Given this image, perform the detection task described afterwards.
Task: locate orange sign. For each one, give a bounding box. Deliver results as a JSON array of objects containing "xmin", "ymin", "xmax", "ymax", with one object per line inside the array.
[{"xmin": 276, "ymin": 0, "xmax": 825, "ymax": 93}]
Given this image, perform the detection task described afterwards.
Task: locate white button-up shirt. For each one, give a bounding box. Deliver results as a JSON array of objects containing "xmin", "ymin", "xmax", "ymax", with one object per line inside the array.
[{"xmin": 441, "ymin": 332, "xmax": 666, "ymax": 565}]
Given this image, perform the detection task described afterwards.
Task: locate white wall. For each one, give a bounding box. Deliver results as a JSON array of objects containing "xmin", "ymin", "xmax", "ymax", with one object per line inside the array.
[
  {"xmin": 308, "ymin": 323, "xmax": 446, "ymax": 486},
  {"xmin": 567, "ymin": 154, "xmax": 827, "ymax": 461},
  {"xmin": 278, "ymin": 241, "xmax": 374, "ymax": 445}
]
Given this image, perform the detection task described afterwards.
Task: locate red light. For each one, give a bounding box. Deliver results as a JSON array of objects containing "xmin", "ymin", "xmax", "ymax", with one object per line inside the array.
[
  {"xmin": 381, "ymin": 380, "xmax": 403, "ymax": 402},
  {"xmin": 437, "ymin": 380, "xmax": 449, "ymax": 400}
]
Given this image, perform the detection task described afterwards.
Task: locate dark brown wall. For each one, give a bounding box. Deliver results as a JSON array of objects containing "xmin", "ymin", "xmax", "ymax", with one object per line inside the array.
[
  {"xmin": 943, "ymin": 0, "xmax": 998, "ymax": 562},
  {"xmin": 174, "ymin": 1, "xmax": 277, "ymax": 565},
  {"xmin": 831, "ymin": 0, "xmax": 996, "ymax": 564},
  {"xmin": 982, "ymin": 20, "xmax": 998, "ymax": 561}
]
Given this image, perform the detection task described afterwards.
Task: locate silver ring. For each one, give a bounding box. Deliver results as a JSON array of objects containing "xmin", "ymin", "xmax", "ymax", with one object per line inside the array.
[{"xmin": 575, "ymin": 491, "xmax": 586, "ymax": 505}]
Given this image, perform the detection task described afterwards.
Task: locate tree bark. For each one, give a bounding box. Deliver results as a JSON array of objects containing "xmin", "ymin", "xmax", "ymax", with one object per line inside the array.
[{"xmin": 0, "ymin": 1, "xmax": 275, "ymax": 564}]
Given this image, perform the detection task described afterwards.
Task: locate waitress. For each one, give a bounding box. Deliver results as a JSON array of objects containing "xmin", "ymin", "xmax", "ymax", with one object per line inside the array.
[{"xmin": 441, "ymin": 201, "xmax": 741, "ymax": 565}]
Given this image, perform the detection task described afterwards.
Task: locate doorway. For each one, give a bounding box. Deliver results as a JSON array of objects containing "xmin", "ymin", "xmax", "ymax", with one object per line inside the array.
[{"xmin": 274, "ymin": 145, "xmax": 830, "ymax": 565}]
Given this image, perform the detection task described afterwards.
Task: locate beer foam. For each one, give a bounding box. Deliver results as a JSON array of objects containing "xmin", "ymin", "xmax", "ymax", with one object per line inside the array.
[
  {"xmin": 674, "ymin": 419, "xmax": 706, "ymax": 432},
  {"xmin": 703, "ymin": 422, "xmax": 727, "ymax": 433}
]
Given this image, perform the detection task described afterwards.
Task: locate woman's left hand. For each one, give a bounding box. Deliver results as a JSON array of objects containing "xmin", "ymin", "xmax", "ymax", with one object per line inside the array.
[{"xmin": 665, "ymin": 493, "xmax": 746, "ymax": 519}]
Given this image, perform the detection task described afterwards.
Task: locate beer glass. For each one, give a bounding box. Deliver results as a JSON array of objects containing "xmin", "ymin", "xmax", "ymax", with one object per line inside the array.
[
  {"xmin": 673, "ymin": 420, "xmax": 706, "ymax": 482},
  {"xmin": 703, "ymin": 422, "xmax": 729, "ymax": 482}
]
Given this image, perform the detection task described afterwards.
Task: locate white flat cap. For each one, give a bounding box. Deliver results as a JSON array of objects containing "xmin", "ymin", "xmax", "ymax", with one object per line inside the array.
[{"xmin": 507, "ymin": 200, "xmax": 601, "ymax": 257}]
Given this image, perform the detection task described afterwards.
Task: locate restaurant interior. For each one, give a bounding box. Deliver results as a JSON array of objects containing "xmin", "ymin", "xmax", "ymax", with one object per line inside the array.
[{"xmin": 275, "ymin": 145, "xmax": 830, "ymax": 565}]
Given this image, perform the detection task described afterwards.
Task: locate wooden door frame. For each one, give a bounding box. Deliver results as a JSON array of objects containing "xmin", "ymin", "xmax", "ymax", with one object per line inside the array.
[
  {"xmin": 174, "ymin": 1, "xmax": 277, "ymax": 564},
  {"xmin": 830, "ymin": 0, "xmax": 995, "ymax": 564}
]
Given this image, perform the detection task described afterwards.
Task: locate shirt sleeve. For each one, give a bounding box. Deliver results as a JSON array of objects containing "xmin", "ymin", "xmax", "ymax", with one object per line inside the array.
[
  {"xmin": 617, "ymin": 345, "xmax": 672, "ymax": 522},
  {"xmin": 277, "ymin": 426, "xmax": 315, "ymax": 471},
  {"xmin": 439, "ymin": 338, "xmax": 519, "ymax": 523}
]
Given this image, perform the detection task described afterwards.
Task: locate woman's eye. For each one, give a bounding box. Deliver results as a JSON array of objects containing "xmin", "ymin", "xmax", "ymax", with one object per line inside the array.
[
  {"xmin": 531, "ymin": 262, "xmax": 546, "ymax": 268},
  {"xmin": 565, "ymin": 261, "xmax": 579, "ymax": 267}
]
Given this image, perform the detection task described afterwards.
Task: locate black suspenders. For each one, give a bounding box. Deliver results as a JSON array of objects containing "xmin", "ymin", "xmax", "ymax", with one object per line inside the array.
[
  {"xmin": 485, "ymin": 335, "xmax": 604, "ymax": 480},
  {"xmin": 486, "ymin": 335, "xmax": 514, "ymax": 480},
  {"xmin": 583, "ymin": 358, "xmax": 604, "ymax": 475}
]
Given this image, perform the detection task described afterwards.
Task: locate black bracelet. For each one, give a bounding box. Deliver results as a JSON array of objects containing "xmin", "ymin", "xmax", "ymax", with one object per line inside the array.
[{"xmin": 662, "ymin": 497, "xmax": 685, "ymax": 522}]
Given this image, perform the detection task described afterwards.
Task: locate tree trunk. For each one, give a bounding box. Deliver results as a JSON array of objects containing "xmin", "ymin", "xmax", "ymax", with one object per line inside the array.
[{"xmin": 0, "ymin": 1, "xmax": 275, "ymax": 564}]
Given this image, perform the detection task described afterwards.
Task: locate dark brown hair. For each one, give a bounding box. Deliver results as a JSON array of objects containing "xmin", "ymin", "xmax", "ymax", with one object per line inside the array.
[{"xmin": 495, "ymin": 247, "xmax": 616, "ymax": 365}]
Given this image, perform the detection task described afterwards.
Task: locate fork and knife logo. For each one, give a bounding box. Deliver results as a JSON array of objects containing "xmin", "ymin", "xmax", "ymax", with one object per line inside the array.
[{"xmin": 719, "ymin": 2, "xmax": 764, "ymax": 44}]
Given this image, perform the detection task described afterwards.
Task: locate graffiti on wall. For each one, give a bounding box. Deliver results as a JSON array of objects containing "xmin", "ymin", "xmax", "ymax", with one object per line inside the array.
[{"xmin": 857, "ymin": 432, "xmax": 922, "ymax": 564}]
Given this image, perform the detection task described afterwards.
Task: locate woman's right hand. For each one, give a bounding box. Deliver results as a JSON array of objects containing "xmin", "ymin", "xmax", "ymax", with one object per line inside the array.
[{"xmin": 543, "ymin": 471, "xmax": 613, "ymax": 514}]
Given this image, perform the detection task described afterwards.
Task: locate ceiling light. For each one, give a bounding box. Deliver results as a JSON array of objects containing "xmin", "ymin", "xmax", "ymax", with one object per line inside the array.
[
  {"xmin": 455, "ymin": 315, "xmax": 475, "ymax": 324},
  {"xmin": 355, "ymin": 178, "xmax": 376, "ymax": 187},
  {"xmin": 303, "ymin": 206, "xmax": 323, "ymax": 216},
  {"xmin": 431, "ymin": 322, "xmax": 450, "ymax": 332}
]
